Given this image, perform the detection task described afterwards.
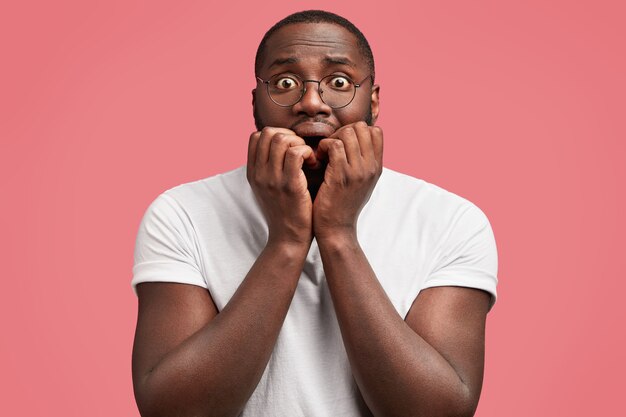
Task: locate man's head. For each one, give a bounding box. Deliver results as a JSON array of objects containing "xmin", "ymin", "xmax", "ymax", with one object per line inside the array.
[{"xmin": 252, "ymin": 10, "xmax": 379, "ymax": 137}]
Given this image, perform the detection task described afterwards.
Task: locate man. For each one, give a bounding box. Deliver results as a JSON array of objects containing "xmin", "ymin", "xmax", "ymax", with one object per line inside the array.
[{"xmin": 131, "ymin": 10, "xmax": 498, "ymax": 417}]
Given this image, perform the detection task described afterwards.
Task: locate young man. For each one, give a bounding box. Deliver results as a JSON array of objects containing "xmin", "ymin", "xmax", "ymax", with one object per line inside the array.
[{"xmin": 132, "ymin": 10, "xmax": 498, "ymax": 417}]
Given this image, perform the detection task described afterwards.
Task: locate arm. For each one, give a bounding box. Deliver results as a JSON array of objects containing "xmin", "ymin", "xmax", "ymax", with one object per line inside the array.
[
  {"xmin": 317, "ymin": 235, "xmax": 490, "ymax": 417},
  {"xmin": 313, "ymin": 122, "xmax": 491, "ymax": 416},
  {"xmin": 132, "ymin": 128, "xmax": 317, "ymax": 417}
]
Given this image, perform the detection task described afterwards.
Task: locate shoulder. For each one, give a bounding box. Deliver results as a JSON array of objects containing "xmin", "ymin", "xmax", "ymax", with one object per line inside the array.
[
  {"xmin": 162, "ymin": 166, "xmax": 250, "ymax": 206},
  {"xmin": 137, "ymin": 165, "xmax": 256, "ymax": 236},
  {"xmin": 139, "ymin": 165, "xmax": 265, "ymax": 244},
  {"xmin": 374, "ymin": 167, "xmax": 489, "ymax": 228},
  {"xmin": 139, "ymin": 166, "xmax": 253, "ymax": 217}
]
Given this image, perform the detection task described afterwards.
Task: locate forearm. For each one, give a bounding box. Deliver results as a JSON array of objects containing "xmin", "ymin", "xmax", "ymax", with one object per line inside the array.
[
  {"xmin": 318, "ymin": 234, "xmax": 474, "ymax": 417},
  {"xmin": 137, "ymin": 241, "xmax": 309, "ymax": 417}
]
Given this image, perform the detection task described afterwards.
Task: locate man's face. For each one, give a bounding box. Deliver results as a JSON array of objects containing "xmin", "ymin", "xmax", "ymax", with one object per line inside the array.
[{"xmin": 253, "ymin": 22, "xmax": 379, "ymax": 146}]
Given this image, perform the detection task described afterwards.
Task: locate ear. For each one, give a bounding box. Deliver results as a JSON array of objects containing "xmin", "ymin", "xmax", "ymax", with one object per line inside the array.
[
  {"xmin": 370, "ymin": 84, "xmax": 380, "ymax": 125},
  {"xmin": 251, "ymin": 88, "xmax": 257, "ymax": 108}
]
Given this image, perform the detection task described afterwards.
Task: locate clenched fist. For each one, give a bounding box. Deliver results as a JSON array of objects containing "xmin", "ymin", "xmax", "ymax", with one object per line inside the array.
[
  {"xmin": 247, "ymin": 127, "xmax": 318, "ymax": 246},
  {"xmin": 312, "ymin": 121, "xmax": 384, "ymax": 240}
]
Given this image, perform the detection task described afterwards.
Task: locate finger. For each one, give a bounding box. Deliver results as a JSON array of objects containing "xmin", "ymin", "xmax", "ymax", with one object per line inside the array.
[
  {"xmin": 298, "ymin": 144, "xmax": 318, "ymax": 169},
  {"xmin": 284, "ymin": 145, "xmax": 314, "ymax": 180},
  {"xmin": 370, "ymin": 126, "xmax": 384, "ymax": 164},
  {"xmin": 317, "ymin": 138, "xmax": 348, "ymax": 168},
  {"xmin": 256, "ymin": 127, "xmax": 296, "ymax": 167},
  {"xmin": 354, "ymin": 121, "xmax": 374, "ymax": 160},
  {"xmin": 331, "ymin": 125, "xmax": 361, "ymax": 166},
  {"xmin": 269, "ymin": 133, "xmax": 306, "ymax": 174},
  {"xmin": 247, "ymin": 131, "xmax": 262, "ymax": 173}
]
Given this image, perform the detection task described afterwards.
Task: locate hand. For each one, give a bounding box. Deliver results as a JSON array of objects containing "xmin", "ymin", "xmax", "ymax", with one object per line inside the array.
[
  {"xmin": 313, "ymin": 122, "xmax": 383, "ymax": 241},
  {"xmin": 247, "ymin": 127, "xmax": 318, "ymax": 246}
]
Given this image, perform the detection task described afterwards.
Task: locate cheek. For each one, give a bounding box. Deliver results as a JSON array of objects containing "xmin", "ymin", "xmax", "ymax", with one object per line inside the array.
[
  {"xmin": 255, "ymin": 94, "xmax": 286, "ymax": 122},
  {"xmin": 259, "ymin": 106, "xmax": 290, "ymax": 125},
  {"xmin": 334, "ymin": 97, "xmax": 372, "ymax": 125}
]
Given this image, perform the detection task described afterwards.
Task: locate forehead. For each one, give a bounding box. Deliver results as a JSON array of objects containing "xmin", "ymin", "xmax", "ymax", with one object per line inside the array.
[{"xmin": 259, "ymin": 22, "xmax": 365, "ymax": 74}]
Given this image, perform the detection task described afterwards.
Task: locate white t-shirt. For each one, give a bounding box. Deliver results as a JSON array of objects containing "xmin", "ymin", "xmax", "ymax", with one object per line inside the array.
[{"xmin": 132, "ymin": 166, "xmax": 498, "ymax": 416}]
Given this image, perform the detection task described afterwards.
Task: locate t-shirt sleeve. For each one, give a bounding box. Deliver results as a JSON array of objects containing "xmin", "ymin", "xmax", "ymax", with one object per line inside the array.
[
  {"xmin": 131, "ymin": 193, "xmax": 207, "ymax": 295},
  {"xmin": 422, "ymin": 203, "xmax": 499, "ymax": 311}
]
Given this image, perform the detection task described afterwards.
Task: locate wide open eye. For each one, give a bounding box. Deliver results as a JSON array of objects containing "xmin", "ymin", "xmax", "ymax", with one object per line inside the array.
[
  {"xmin": 326, "ymin": 76, "xmax": 353, "ymax": 91},
  {"xmin": 273, "ymin": 76, "xmax": 300, "ymax": 90}
]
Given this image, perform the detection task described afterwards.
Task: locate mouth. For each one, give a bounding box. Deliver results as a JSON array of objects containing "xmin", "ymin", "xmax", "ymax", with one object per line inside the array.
[
  {"xmin": 302, "ymin": 137, "xmax": 326, "ymax": 170},
  {"xmin": 301, "ymin": 136, "xmax": 326, "ymax": 147},
  {"xmin": 300, "ymin": 136, "xmax": 328, "ymax": 172},
  {"xmin": 292, "ymin": 120, "xmax": 336, "ymax": 141}
]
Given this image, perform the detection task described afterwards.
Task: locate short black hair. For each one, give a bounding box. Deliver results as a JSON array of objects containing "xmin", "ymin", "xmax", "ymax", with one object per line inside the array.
[{"xmin": 255, "ymin": 10, "xmax": 375, "ymax": 81}]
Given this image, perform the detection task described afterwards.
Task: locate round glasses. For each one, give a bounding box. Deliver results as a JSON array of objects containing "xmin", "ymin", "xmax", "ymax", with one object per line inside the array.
[{"xmin": 256, "ymin": 73, "xmax": 372, "ymax": 109}]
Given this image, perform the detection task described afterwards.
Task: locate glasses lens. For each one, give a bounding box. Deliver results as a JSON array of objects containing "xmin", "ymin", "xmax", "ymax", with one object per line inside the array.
[
  {"xmin": 267, "ymin": 74, "xmax": 303, "ymax": 106},
  {"xmin": 320, "ymin": 75, "xmax": 356, "ymax": 108}
]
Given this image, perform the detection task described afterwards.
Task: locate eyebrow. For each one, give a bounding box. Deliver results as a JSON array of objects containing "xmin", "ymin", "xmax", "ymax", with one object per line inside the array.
[
  {"xmin": 323, "ymin": 56, "xmax": 356, "ymax": 67},
  {"xmin": 268, "ymin": 57, "xmax": 299, "ymax": 69},
  {"xmin": 268, "ymin": 56, "xmax": 357, "ymax": 69}
]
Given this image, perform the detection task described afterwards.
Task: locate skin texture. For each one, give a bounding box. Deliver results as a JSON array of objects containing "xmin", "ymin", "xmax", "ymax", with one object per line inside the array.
[{"xmin": 132, "ymin": 22, "xmax": 491, "ymax": 417}]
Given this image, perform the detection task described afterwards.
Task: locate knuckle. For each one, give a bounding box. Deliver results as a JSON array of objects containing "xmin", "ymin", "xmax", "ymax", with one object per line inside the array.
[
  {"xmin": 354, "ymin": 171, "xmax": 367, "ymax": 182},
  {"xmin": 285, "ymin": 147, "xmax": 300, "ymax": 158},
  {"xmin": 261, "ymin": 126, "xmax": 275, "ymax": 136},
  {"xmin": 265, "ymin": 178, "xmax": 279, "ymax": 190},
  {"xmin": 271, "ymin": 133, "xmax": 287, "ymax": 145},
  {"xmin": 331, "ymin": 140, "xmax": 344, "ymax": 149}
]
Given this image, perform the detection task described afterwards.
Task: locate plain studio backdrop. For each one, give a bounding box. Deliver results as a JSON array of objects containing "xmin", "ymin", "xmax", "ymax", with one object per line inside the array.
[{"xmin": 1, "ymin": 1, "xmax": 624, "ymax": 415}]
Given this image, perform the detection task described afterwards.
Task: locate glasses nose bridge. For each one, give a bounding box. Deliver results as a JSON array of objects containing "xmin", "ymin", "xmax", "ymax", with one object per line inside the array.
[
  {"xmin": 297, "ymin": 78, "xmax": 327, "ymax": 108},
  {"xmin": 301, "ymin": 78, "xmax": 323, "ymax": 97}
]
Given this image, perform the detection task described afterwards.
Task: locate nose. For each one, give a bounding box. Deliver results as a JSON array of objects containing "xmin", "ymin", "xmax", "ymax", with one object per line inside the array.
[{"xmin": 292, "ymin": 80, "xmax": 332, "ymax": 116}]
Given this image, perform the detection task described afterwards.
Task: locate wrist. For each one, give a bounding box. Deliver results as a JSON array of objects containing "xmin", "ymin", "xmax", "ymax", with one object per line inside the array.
[
  {"xmin": 267, "ymin": 224, "xmax": 313, "ymax": 248},
  {"xmin": 314, "ymin": 228, "xmax": 359, "ymax": 250},
  {"xmin": 265, "ymin": 237, "xmax": 312, "ymax": 258}
]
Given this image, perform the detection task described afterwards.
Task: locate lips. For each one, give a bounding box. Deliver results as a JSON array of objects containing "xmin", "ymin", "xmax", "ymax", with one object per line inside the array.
[{"xmin": 292, "ymin": 121, "xmax": 336, "ymax": 139}]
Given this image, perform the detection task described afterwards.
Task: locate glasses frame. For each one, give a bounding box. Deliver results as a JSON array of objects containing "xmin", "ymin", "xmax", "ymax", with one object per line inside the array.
[{"xmin": 256, "ymin": 73, "xmax": 373, "ymax": 109}]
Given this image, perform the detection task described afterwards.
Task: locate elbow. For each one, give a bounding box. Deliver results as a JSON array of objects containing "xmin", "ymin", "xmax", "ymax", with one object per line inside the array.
[
  {"xmin": 449, "ymin": 406, "xmax": 478, "ymax": 417},
  {"xmin": 133, "ymin": 374, "xmax": 243, "ymax": 417},
  {"xmin": 133, "ymin": 373, "xmax": 164, "ymax": 417},
  {"xmin": 376, "ymin": 392, "xmax": 479, "ymax": 417},
  {"xmin": 132, "ymin": 372, "xmax": 183, "ymax": 417},
  {"xmin": 418, "ymin": 401, "xmax": 478, "ymax": 417},
  {"xmin": 444, "ymin": 384, "xmax": 480, "ymax": 417},
  {"xmin": 419, "ymin": 384, "xmax": 480, "ymax": 417},
  {"xmin": 451, "ymin": 407, "xmax": 479, "ymax": 417}
]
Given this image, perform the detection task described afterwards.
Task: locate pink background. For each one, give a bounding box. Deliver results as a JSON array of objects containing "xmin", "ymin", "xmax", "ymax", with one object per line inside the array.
[{"xmin": 1, "ymin": 1, "xmax": 624, "ymax": 415}]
